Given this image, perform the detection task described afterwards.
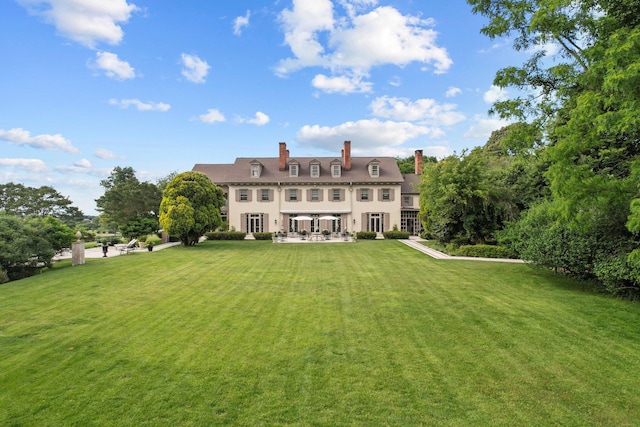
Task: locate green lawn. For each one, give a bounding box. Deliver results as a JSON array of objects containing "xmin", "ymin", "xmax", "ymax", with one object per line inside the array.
[{"xmin": 2, "ymin": 240, "xmax": 640, "ymax": 425}]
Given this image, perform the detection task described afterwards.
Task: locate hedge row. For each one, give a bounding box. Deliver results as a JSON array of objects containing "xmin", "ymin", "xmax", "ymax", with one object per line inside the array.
[
  {"xmin": 455, "ymin": 244, "xmax": 517, "ymax": 259},
  {"xmin": 383, "ymin": 231, "xmax": 410, "ymax": 239},
  {"xmin": 355, "ymin": 231, "xmax": 377, "ymax": 240},
  {"xmin": 205, "ymin": 231, "xmax": 246, "ymax": 240},
  {"xmin": 253, "ymin": 232, "xmax": 273, "ymax": 240}
]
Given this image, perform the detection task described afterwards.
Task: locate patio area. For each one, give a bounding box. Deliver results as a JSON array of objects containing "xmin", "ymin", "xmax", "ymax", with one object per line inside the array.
[{"xmin": 272, "ymin": 232, "xmax": 354, "ymax": 243}]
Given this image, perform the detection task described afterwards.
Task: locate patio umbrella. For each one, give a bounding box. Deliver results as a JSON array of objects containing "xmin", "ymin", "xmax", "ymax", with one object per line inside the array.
[{"xmin": 292, "ymin": 215, "xmax": 313, "ymax": 235}]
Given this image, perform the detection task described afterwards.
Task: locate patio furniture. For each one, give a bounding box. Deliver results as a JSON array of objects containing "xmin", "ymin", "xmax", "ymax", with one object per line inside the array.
[{"xmin": 116, "ymin": 239, "xmax": 138, "ymax": 255}]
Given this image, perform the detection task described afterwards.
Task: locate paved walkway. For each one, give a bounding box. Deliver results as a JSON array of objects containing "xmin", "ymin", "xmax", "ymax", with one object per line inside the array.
[
  {"xmin": 54, "ymin": 241, "xmax": 182, "ymax": 260},
  {"xmin": 401, "ymin": 238, "xmax": 524, "ymax": 263}
]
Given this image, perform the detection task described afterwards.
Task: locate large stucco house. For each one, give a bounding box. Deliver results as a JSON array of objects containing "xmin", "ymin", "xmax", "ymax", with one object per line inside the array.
[{"xmin": 193, "ymin": 141, "xmax": 423, "ymax": 236}]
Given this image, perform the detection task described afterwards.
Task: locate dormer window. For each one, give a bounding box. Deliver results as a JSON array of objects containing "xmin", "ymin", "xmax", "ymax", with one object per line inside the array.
[
  {"xmin": 289, "ymin": 160, "xmax": 299, "ymax": 177},
  {"xmin": 250, "ymin": 160, "xmax": 262, "ymax": 178},
  {"xmin": 330, "ymin": 159, "xmax": 342, "ymax": 177},
  {"xmin": 310, "ymin": 160, "xmax": 320, "ymax": 178},
  {"xmin": 368, "ymin": 160, "xmax": 380, "ymax": 177}
]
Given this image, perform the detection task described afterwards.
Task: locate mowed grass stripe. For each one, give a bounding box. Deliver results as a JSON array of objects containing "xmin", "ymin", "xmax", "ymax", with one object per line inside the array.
[{"xmin": 1, "ymin": 240, "xmax": 640, "ymax": 425}]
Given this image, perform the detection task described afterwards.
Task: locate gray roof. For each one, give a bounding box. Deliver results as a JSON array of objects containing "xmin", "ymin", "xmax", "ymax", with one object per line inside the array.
[
  {"xmin": 194, "ymin": 156, "xmax": 405, "ymax": 185},
  {"xmin": 401, "ymin": 174, "xmax": 421, "ymax": 194}
]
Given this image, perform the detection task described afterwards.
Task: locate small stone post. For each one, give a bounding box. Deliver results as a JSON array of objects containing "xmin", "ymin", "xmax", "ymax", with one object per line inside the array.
[{"xmin": 72, "ymin": 231, "xmax": 85, "ymax": 266}]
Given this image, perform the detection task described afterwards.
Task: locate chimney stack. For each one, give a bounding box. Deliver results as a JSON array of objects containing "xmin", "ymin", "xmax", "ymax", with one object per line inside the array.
[
  {"xmin": 342, "ymin": 141, "xmax": 352, "ymax": 170},
  {"xmin": 415, "ymin": 149, "xmax": 423, "ymax": 175},
  {"xmin": 279, "ymin": 142, "xmax": 288, "ymax": 171}
]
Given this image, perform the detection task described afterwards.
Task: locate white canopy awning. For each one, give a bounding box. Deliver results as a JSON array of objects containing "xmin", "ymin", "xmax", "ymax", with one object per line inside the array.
[{"xmin": 280, "ymin": 210, "xmax": 351, "ymax": 214}]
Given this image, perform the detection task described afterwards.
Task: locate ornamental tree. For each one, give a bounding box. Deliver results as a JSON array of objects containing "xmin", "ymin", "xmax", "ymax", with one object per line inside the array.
[
  {"xmin": 159, "ymin": 171, "xmax": 224, "ymax": 246},
  {"xmin": 95, "ymin": 166, "xmax": 162, "ymax": 231}
]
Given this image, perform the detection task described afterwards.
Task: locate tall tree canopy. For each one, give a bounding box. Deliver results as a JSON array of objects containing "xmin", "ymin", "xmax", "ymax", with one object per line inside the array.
[
  {"xmin": 95, "ymin": 166, "xmax": 162, "ymax": 231},
  {"xmin": 419, "ymin": 125, "xmax": 547, "ymax": 245},
  {"xmin": 469, "ymin": 0, "xmax": 640, "ymax": 295},
  {"xmin": 0, "ymin": 213, "xmax": 74, "ymax": 283},
  {"xmin": 159, "ymin": 171, "xmax": 225, "ymax": 246},
  {"xmin": 0, "ymin": 182, "xmax": 83, "ymax": 225}
]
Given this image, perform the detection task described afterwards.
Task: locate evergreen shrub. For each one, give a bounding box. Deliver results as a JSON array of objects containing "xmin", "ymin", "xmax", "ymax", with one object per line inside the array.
[
  {"xmin": 253, "ymin": 232, "xmax": 273, "ymax": 240},
  {"xmin": 383, "ymin": 231, "xmax": 410, "ymax": 239},
  {"xmin": 455, "ymin": 244, "xmax": 517, "ymax": 259},
  {"xmin": 205, "ymin": 231, "xmax": 246, "ymax": 240},
  {"xmin": 356, "ymin": 231, "xmax": 377, "ymax": 240}
]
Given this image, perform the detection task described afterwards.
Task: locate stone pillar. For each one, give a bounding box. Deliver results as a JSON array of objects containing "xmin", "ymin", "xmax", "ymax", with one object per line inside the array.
[{"xmin": 72, "ymin": 231, "xmax": 85, "ymax": 266}]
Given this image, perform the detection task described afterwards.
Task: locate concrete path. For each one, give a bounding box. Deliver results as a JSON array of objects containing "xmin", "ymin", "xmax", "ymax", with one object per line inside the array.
[
  {"xmin": 400, "ymin": 238, "xmax": 524, "ymax": 263},
  {"xmin": 54, "ymin": 241, "xmax": 182, "ymax": 260}
]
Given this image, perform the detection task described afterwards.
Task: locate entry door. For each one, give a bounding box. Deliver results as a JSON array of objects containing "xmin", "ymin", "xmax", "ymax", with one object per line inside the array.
[
  {"xmin": 369, "ymin": 213, "xmax": 382, "ymax": 233},
  {"xmin": 248, "ymin": 214, "xmax": 263, "ymax": 233}
]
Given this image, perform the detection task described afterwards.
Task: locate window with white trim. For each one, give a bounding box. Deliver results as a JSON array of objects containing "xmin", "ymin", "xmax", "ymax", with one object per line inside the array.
[
  {"xmin": 261, "ymin": 189, "xmax": 269, "ymax": 201},
  {"xmin": 240, "ymin": 189, "xmax": 248, "ymax": 201},
  {"xmin": 371, "ymin": 164, "xmax": 379, "ymax": 177},
  {"xmin": 332, "ymin": 189, "xmax": 340, "ymax": 201},
  {"xmin": 360, "ymin": 189, "xmax": 369, "ymax": 201},
  {"xmin": 311, "ymin": 188, "xmax": 319, "ymax": 201},
  {"xmin": 290, "ymin": 164, "xmax": 298, "ymax": 177},
  {"xmin": 332, "ymin": 164, "xmax": 341, "ymax": 177},
  {"xmin": 310, "ymin": 164, "xmax": 319, "ymax": 177},
  {"xmin": 382, "ymin": 189, "xmax": 390, "ymax": 201},
  {"xmin": 289, "ymin": 189, "xmax": 298, "ymax": 201}
]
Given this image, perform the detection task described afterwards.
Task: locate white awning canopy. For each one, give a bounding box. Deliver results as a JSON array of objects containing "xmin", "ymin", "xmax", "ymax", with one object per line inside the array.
[{"xmin": 280, "ymin": 210, "xmax": 351, "ymax": 214}]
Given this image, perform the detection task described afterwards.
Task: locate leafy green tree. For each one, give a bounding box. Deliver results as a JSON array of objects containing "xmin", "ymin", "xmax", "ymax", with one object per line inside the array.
[
  {"xmin": 0, "ymin": 182, "xmax": 84, "ymax": 225},
  {"xmin": 0, "ymin": 214, "xmax": 56, "ymax": 282},
  {"xmin": 396, "ymin": 155, "xmax": 436, "ymax": 174},
  {"xmin": 95, "ymin": 166, "xmax": 162, "ymax": 231},
  {"xmin": 470, "ymin": 0, "xmax": 640, "ymax": 294},
  {"xmin": 36, "ymin": 216, "xmax": 76, "ymax": 254},
  {"xmin": 419, "ymin": 151, "xmax": 497, "ymax": 244},
  {"xmin": 119, "ymin": 216, "xmax": 159, "ymax": 241},
  {"xmin": 159, "ymin": 171, "xmax": 225, "ymax": 246},
  {"xmin": 419, "ymin": 124, "xmax": 548, "ymax": 246}
]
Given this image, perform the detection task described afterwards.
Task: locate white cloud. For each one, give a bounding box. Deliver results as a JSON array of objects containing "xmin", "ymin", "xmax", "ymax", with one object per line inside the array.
[
  {"xmin": 74, "ymin": 158, "xmax": 91, "ymax": 168},
  {"xmin": 276, "ymin": 2, "xmax": 452, "ymax": 92},
  {"xmin": 388, "ymin": 76, "xmax": 402, "ymax": 87},
  {"xmin": 312, "ymin": 73, "xmax": 372, "ymax": 94},
  {"xmin": 18, "ymin": 0, "xmax": 138, "ymax": 48},
  {"xmin": 445, "ymin": 86, "xmax": 461, "ymax": 98},
  {"xmin": 54, "ymin": 159, "xmax": 91, "ymax": 173},
  {"xmin": 237, "ymin": 111, "xmax": 270, "ymax": 126},
  {"xmin": 94, "ymin": 148, "xmax": 116, "ymax": 159},
  {"xmin": 528, "ymin": 41, "xmax": 560, "ymax": 56},
  {"xmin": 464, "ymin": 115, "xmax": 512, "ymax": 139},
  {"xmin": 181, "ymin": 53, "xmax": 210, "ymax": 84},
  {"xmin": 484, "ymin": 85, "xmax": 508, "ymax": 104},
  {"xmin": 277, "ymin": 0, "xmax": 334, "ymax": 74},
  {"xmin": 233, "ymin": 10, "xmax": 250, "ymax": 36},
  {"xmin": 296, "ymin": 119, "xmax": 442, "ymax": 152},
  {"xmin": 0, "ymin": 158, "xmax": 48, "ymax": 173},
  {"xmin": 0, "ymin": 127, "xmax": 78, "ymax": 153},
  {"xmin": 93, "ymin": 51, "xmax": 135, "ymax": 80},
  {"xmin": 423, "ymin": 145, "xmax": 453, "ymax": 159},
  {"xmin": 109, "ymin": 98, "xmax": 170, "ymax": 111},
  {"xmin": 330, "ymin": 7, "xmax": 450, "ymax": 72},
  {"xmin": 198, "ymin": 109, "xmax": 226, "ymax": 124},
  {"xmin": 370, "ymin": 96, "xmax": 465, "ymax": 126},
  {"xmin": 338, "ymin": 0, "xmax": 378, "ymax": 18}
]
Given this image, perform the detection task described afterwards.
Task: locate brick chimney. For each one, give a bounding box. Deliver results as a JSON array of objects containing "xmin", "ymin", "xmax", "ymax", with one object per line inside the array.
[
  {"xmin": 342, "ymin": 141, "xmax": 352, "ymax": 170},
  {"xmin": 279, "ymin": 142, "xmax": 288, "ymax": 171},
  {"xmin": 415, "ymin": 149, "xmax": 423, "ymax": 175}
]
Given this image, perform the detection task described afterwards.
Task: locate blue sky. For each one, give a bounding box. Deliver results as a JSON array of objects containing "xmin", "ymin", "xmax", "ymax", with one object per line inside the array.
[{"xmin": 1, "ymin": 0, "xmax": 521, "ymax": 215}]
